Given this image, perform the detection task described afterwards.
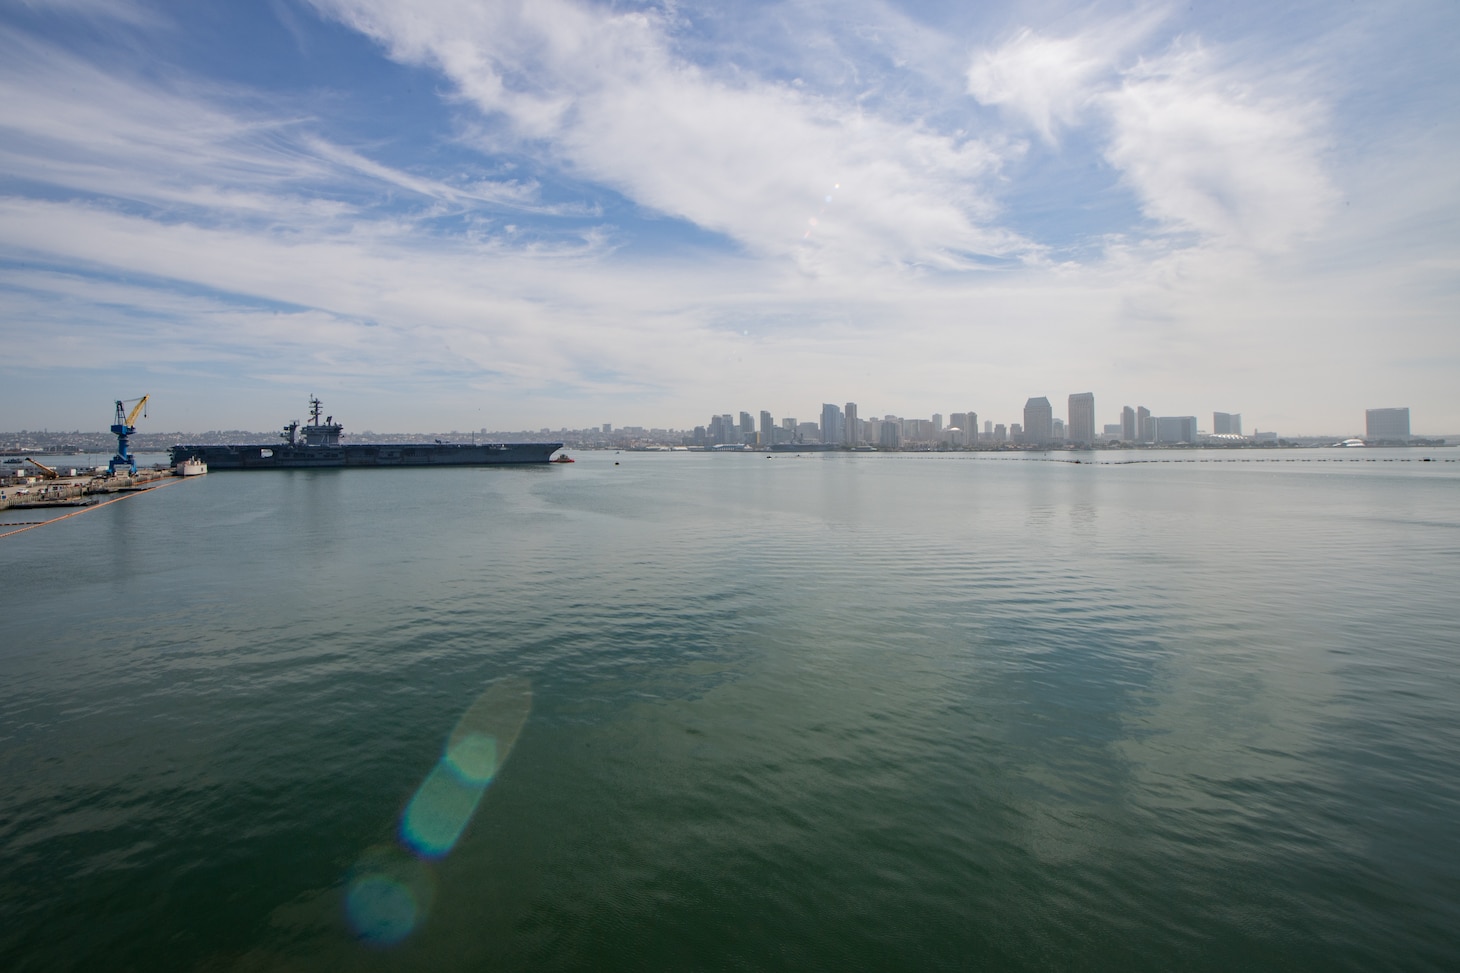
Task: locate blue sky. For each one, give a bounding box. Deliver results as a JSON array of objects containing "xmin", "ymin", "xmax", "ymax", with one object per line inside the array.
[{"xmin": 1, "ymin": 0, "xmax": 1456, "ymax": 435}]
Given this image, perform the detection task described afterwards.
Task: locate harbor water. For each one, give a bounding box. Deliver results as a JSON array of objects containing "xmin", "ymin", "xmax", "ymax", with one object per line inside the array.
[{"xmin": 2, "ymin": 449, "xmax": 1457, "ymax": 971}]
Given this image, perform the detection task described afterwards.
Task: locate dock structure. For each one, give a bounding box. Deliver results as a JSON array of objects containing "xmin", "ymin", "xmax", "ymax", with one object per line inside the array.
[{"xmin": 0, "ymin": 466, "xmax": 184, "ymax": 534}]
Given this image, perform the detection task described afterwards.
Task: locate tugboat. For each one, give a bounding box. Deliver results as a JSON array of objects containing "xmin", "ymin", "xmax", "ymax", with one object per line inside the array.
[{"xmin": 174, "ymin": 457, "xmax": 208, "ymax": 476}]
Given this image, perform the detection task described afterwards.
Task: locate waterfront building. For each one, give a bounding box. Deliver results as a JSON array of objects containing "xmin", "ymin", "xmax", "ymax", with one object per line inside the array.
[
  {"xmin": 1052, "ymin": 418, "xmax": 1066, "ymax": 441},
  {"xmin": 821, "ymin": 404, "xmax": 843, "ymax": 445},
  {"xmin": 903, "ymin": 418, "xmax": 934, "ymax": 442},
  {"xmin": 1068, "ymin": 392, "xmax": 1095, "ymax": 445},
  {"xmin": 1213, "ymin": 412, "xmax": 1242, "ymax": 436},
  {"xmin": 760, "ymin": 410, "xmax": 774, "ymax": 446},
  {"xmin": 1137, "ymin": 406, "xmax": 1153, "ymax": 443},
  {"xmin": 1155, "ymin": 416, "xmax": 1198, "ymax": 444},
  {"xmin": 984, "ymin": 420, "xmax": 992, "ymax": 438},
  {"xmin": 993, "ymin": 423, "xmax": 1006, "ymax": 442},
  {"xmin": 1366, "ymin": 407, "xmax": 1410, "ymax": 441},
  {"xmin": 1023, "ymin": 397, "xmax": 1053, "ymax": 446},
  {"xmin": 878, "ymin": 421, "xmax": 900, "ymax": 448},
  {"xmin": 844, "ymin": 402, "xmax": 859, "ymax": 445},
  {"xmin": 1121, "ymin": 406, "xmax": 1136, "ymax": 442},
  {"xmin": 950, "ymin": 412, "xmax": 978, "ymax": 446}
]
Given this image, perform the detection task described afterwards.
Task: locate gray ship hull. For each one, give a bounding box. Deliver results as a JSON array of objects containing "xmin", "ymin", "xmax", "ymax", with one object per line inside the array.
[{"xmin": 170, "ymin": 441, "xmax": 563, "ymax": 469}]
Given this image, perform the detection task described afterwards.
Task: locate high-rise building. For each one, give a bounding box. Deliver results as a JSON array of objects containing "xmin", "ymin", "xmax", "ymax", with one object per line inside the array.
[
  {"xmin": 1213, "ymin": 412, "xmax": 1242, "ymax": 435},
  {"xmin": 1023, "ymin": 397, "xmax": 1053, "ymax": 446},
  {"xmin": 950, "ymin": 412, "xmax": 968, "ymax": 444},
  {"xmin": 844, "ymin": 402, "xmax": 859, "ymax": 445},
  {"xmin": 1366, "ymin": 407, "xmax": 1410, "ymax": 441},
  {"xmin": 739, "ymin": 412, "xmax": 755, "ymax": 443},
  {"xmin": 1068, "ymin": 392, "xmax": 1096, "ymax": 445},
  {"xmin": 820, "ymin": 403, "xmax": 843, "ymax": 445},
  {"xmin": 993, "ymin": 423, "xmax": 1006, "ymax": 442},
  {"xmin": 1136, "ymin": 406, "xmax": 1153, "ymax": 443},
  {"xmin": 984, "ymin": 420, "xmax": 992, "ymax": 438},
  {"xmin": 949, "ymin": 412, "xmax": 978, "ymax": 446},
  {"xmin": 1052, "ymin": 417, "xmax": 1066, "ymax": 440},
  {"xmin": 1156, "ymin": 416, "xmax": 1198, "ymax": 443},
  {"xmin": 760, "ymin": 410, "xmax": 774, "ymax": 446},
  {"xmin": 1121, "ymin": 405, "xmax": 1136, "ymax": 441}
]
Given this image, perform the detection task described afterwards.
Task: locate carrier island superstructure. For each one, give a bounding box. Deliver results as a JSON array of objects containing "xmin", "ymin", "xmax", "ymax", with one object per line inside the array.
[{"xmin": 169, "ymin": 397, "xmax": 562, "ymax": 470}]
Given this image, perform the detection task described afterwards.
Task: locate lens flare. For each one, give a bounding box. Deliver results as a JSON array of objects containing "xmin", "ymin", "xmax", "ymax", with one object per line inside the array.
[
  {"xmin": 345, "ymin": 845, "xmax": 435, "ymax": 946},
  {"xmin": 344, "ymin": 676, "xmax": 532, "ymax": 946},
  {"xmin": 399, "ymin": 677, "xmax": 531, "ymax": 858}
]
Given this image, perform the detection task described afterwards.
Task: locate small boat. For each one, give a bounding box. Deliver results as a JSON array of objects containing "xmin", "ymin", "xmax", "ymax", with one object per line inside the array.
[{"xmin": 550, "ymin": 454, "xmax": 575, "ymax": 463}]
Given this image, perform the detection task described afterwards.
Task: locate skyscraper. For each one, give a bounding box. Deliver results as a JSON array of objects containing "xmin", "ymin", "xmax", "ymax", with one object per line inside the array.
[
  {"xmin": 1023, "ymin": 397, "xmax": 1053, "ymax": 446},
  {"xmin": 760, "ymin": 410, "xmax": 774, "ymax": 446},
  {"xmin": 1121, "ymin": 405, "xmax": 1136, "ymax": 441},
  {"xmin": 1136, "ymin": 406, "xmax": 1153, "ymax": 443},
  {"xmin": 1156, "ymin": 416, "xmax": 1198, "ymax": 443},
  {"xmin": 820, "ymin": 403, "xmax": 843, "ymax": 445},
  {"xmin": 1213, "ymin": 412, "xmax": 1242, "ymax": 435},
  {"xmin": 1366, "ymin": 407, "xmax": 1410, "ymax": 441},
  {"xmin": 739, "ymin": 411, "xmax": 754, "ymax": 443},
  {"xmin": 844, "ymin": 402, "xmax": 859, "ymax": 445},
  {"xmin": 1068, "ymin": 392, "xmax": 1095, "ymax": 445}
]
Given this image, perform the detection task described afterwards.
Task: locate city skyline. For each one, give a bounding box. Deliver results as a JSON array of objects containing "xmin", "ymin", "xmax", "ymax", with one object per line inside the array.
[
  {"xmin": 0, "ymin": 394, "xmax": 1440, "ymax": 442},
  {"xmin": 1, "ymin": 2, "xmax": 1457, "ymax": 433}
]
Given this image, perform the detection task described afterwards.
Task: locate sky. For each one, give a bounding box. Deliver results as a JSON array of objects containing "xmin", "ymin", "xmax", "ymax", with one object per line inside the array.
[{"xmin": 1, "ymin": 0, "xmax": 1456, "ymax": 436}]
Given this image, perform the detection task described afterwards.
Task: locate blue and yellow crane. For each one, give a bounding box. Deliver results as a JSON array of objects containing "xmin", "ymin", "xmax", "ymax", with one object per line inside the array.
[{"xmin": 108, "ymin": 395, "xmax": 149, "ymax": 475}]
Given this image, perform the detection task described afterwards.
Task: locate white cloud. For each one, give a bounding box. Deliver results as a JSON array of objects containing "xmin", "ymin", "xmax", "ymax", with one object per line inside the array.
[
  {"xmin": 0, "ymin": 30, "xmax": 584, "ymax": 232},
  {"xmin": 1101, "ymin": 43, "xmax": 1336, "ymax": 250},
  {"xmin": 969, "ymin": 21, "xmax": 1335, "ymax": 252},
  {"xmin": 309, "ymin": 0, "xmax": 1027, "ymax": 269},
  {"xmin": 967, "ymin": 28, "xmax": 1113, "ymax": 143}
]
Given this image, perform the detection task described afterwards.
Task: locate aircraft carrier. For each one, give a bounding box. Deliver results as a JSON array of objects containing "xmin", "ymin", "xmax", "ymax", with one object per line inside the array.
[{"xmin": 169, "ymin": 397, "xmax": 562, "ymax": 470}]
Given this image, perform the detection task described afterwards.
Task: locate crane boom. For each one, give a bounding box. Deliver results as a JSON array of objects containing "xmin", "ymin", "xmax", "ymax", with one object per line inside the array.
[
  {"xmin": 24, "ymin": 457, "xmax": 60, "ymax": 479},
  {"xmin": 125, "ymin": 394, "xmax": 150, "ymax": 427}
]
